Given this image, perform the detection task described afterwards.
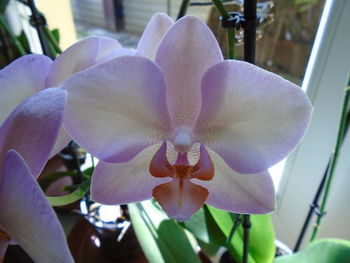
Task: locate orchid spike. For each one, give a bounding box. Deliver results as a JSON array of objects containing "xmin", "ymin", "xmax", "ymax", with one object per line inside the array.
[
  {"xmin": 0, "ymin": 89, "xmax": 73, "ymax": 262},
  {"xmin": 63, "ymin": 14, "xmax": 312, "ymax": 220},
  {"xmin": 0, "ymin": 36, "xmax": 132, "ymax": 156}
]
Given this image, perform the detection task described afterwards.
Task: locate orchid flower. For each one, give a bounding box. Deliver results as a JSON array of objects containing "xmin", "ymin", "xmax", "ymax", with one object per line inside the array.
[
  {"xmin": 0, "ymin": 36, "xmax": 132, "ymax": 156},
  {"xmin": 62, "ymin": 15, "xmax": 312, "ymax": 220},
  {"xmin": 0, "ymin": 88, "xmax": 73, "ymax": 263}
]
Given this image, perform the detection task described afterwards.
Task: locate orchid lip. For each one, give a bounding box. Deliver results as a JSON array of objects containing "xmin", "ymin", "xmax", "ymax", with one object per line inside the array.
[{"xmin": 149, "ymin": 141, "xmax": 214, "ymax": 220}]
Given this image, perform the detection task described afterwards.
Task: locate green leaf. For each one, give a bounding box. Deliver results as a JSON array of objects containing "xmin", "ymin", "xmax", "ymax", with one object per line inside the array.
[
  {"xmin": 17, "ymin": 30, "xmax": 30, "ymax": 52},
  {"xmin": 82, "ymin": 166, "xmax": 94, "ymax": 179},
  {"xmin": 275, "ymin": 239, "xmax": 350, "ymax": 263},
  {"xmin": 298, "ymin": 4, "xmax": 311, "ymax": 13},
  {"xmin": 197, "ymin": 239, "xmax": 222, "ymax": 258},
  {"xmin": 0, "ymin": 0, "xmax": 9, "ymax": 13},
  {"xmin": 294, "ymin": 0, "xmax": 317, "ymax": 4},
  {"xmin": 50, "ymin": 28, "xmax": 60, "ymax": 44},
  {"xmin": 207, "ymin": 207, "xmax": 254, "ymax": 262},
  {"xmin": 0, "ymin": 14, "xmax": 26, "ymax": 56},
  {"xmin": 208, "ymin": 206, "xmax": 275, "ymax": 263},
  {"xmin": 43, "ymin": 27, "xmax": 62, "ymax": 54},
  {"xmin": 184, "ymin": 205, "xmax": 226, "ymax": 245},
  {"xmin": 39, "ymin": 166, "xmax": 93, "ymax": 192},
  {"xmin": 46, "ymin": 179, "xmax": 90, "ymax": 206},
  {"xmin": 243, "ymin": 214, "xmax": 275, "ymax": 263},
  {"xmin": 39, "ymin": 170, "xmax": 77, "ymax": 192},
  {"xmin": 129, "ymin": 201, "xmax": 201, "ymax": 263}
]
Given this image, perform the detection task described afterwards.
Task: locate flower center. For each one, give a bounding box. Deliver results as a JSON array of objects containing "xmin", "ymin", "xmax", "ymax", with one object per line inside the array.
[
  {"xmin": 0, "ymin": 229, "xmax": 11, "ymax": 241},
  {"xmin": 149, "ymin": 141, "xmax": 214, "ymax": 182},
  {"xmin": 172, "ymin": 165, "xmax": 193, "ymax": 179}
]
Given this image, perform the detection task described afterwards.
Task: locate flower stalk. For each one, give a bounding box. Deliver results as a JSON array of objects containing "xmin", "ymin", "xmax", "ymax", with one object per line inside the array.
[
  {"xmin": 241, "ymin": 1, "xmax": 257, "ymax": 261},
  {"xmin": 177, "ymin": 0, "xmax": 191, "ymax": 20},
  {"xmin": 211, "ymin": 0, "xmax": 235, "ymax": 59},
  {"xmin": 243, "ymin": 0, "xmax": 257, "ymax": 63},
  {"xmin": 309, "ymin": 79, "xmax": 350, "ymax": 242},
  {"xmin": 43, "ymin": 27, "xmax": 62, "ymax": 54},
  {"xmin": 242, "ymin": 215, "xmax": 251, "ymax": 263},
  {"xmin": 27, "ymin": 0, "xmax": 53, "ymax": 58},
  {"xmin": 226, "ymin": 214, "xmax": 242, "ymax": 247}
]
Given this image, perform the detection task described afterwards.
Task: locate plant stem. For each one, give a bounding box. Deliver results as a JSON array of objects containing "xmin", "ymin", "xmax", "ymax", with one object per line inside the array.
[
  {"xmin": 177, "ymin": 0, "xmax": 190, "ymax": 20},
  {"xmin": 211, "ymin": 0, "xmax": 230, "ymax": 18},
  {"xmin": 211, "ymin": 0, "xmax": 235, "ymax": 59},
  {"xmin": 226, "ymin": 214, "xmax": 241, "ymax": 247},
  {"xmin": 226, "ymin": 28, "xmax": 235, "ymax": 59},
  {"xmin": 0, "ymin": 14, "xmax": 26, "ymax": 55},
  {"xmin": 191, "ymin": 0, "xmax": 232, "ymax": 6},
  {"xmin": 243, "ymin": 0, "xmax": 257, "ymax": 63},
  {"xmin": 294, "ymin": 161, "xmax": 329, "ymax": 251},
  {"xmin": 27, "ymin": 0, "xmax": 53, "ymax": 57},
  {"xmin": 240, "ymin": 1, "xmax": 256, "ymax": 260},
  {"xmin": 0, "ymin": 26, "xmax": 12, "ymax": 62},
  {"xmin": 242, "ymin": 215, "xmax": 251, "ymax": 263},
  {"xmin": 309, "ymin": 83, "xmax": 350, "ymax": 242},
  {"xmin": 43, "ymin": 27, "xmax": 61, "ymax": 54}
]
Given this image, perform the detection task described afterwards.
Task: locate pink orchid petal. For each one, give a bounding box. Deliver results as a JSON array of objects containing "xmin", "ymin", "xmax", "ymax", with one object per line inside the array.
[
  {"xmin": 0, "ymin": 150, "xmax": 74, "ymax": 263},
  {"xmin": 63, "ymin": 56, "xmax": 171, "ymax": 162},
  {"xmin": 91, "ymin": 144, "xmax": 170, "ymax": 205},
  {"xmin": 155, "ymin": 15, "xmax": 223, "ymax": 128},
  {"xmin": 153, "ymin": 180, "xmax": 208, "ymax": 221},
  {"xmin": 195, "ymin": 60, "xmax": 312, "ymax": 173},
  {"xmin": 97, "ymin": 47, "xmax": 136, "ymax": 64},
  {"xmin": 46, "ymin": 36, "xmax": 122, "ymax": 87},
  {"xmin": 137, "ymin": 13, "xmax": 174, "ymax": 60},
  {"xmin": 48, "ymin": 127, "xmax": 71, "ymax": 158},
  {"xmin": 193, "ymin": 148, "xmax": 276, "ymax": 214},
  {"xmin": 0, "ymin": 88, "xmax": 66, "ymax": 177},
  {"xmin": 0, "ymin": 54, "xmax": 51, "ymax": 125}
]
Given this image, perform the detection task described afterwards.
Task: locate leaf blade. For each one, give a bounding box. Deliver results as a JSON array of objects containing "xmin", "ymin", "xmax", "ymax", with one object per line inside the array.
[{"xmin": 129, "ymin": 201, "xmax": 201, "ymax": 263}]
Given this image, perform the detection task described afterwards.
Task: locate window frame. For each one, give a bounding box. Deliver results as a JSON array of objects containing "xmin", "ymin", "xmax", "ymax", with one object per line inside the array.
[{"xmin": 272, "ymin": 0, "xmax": 350, "ymax": 248}]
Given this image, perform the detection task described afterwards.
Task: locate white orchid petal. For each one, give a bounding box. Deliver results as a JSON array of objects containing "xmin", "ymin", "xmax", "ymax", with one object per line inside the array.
[
  {"xmin": 137, "ymin": 13, "xmax": 174, "ymax": 60},
  {"xmin": 155, "ymin": 15, "xmax": 223, "ymax": 128},
  {"xmin": 196, "ymin": 60, "xmax": 312, "ymax": 173},
  {"xmin": 0, "ymin": 54, "xmax": 51, "ymax": 125},
  {"xmin": 63, "ymin": 56, "xmax": 171, "ymax": 162},
  {"xmin": 91, "ymin": 144, "xmax": 170, "ymax": 204}
]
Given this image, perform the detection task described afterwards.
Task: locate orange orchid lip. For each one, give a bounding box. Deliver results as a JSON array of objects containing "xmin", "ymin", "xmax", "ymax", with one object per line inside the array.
[{"xmin": 149, "ymin": 141, "xmax": 214, "ymax": 220}]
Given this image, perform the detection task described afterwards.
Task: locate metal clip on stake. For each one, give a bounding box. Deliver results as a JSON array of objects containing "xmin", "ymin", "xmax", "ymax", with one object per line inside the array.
[
  {"xmin": 221, "ymin": 12, "xmax": 260, "ymax": 30},
  {"xmin": 29, "ymin": 12, "xmax": 47, "ymax": 27}
]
